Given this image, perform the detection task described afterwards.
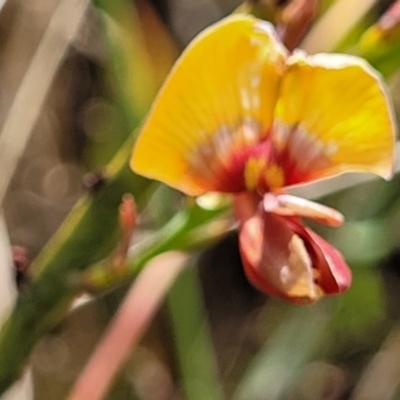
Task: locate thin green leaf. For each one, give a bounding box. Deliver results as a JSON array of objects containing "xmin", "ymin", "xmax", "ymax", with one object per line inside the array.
[{"xmin": 167, "ymin": 265, "xmax": 225, "ymax": 400}]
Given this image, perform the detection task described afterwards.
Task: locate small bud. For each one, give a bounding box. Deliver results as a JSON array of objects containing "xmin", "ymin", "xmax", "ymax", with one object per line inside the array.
[{"xmin": 112, "ymin": 194, "xmax": 138, "ymax": 271}]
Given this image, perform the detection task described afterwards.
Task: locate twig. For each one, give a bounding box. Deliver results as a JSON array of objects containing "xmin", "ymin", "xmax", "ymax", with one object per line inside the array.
[
  {"xmin": 276, "ymin": 0, "xmax": 318, "ymax": 51},
  {"xmin": 67, "ymin": 251, "xmax": 188, "ymax": 400},
  {"xmin": 0, "ymin": 0, "xmax": 91, "ymax": 208}
]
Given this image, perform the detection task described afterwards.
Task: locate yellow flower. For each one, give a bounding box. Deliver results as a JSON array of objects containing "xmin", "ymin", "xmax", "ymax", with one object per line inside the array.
[{"xmin": 130, "ymin": 15, "xmax": 396, "ymax": 303}]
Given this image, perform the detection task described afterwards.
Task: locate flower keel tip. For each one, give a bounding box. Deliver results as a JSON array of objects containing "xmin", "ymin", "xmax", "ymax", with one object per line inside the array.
[{"xmin": 236, "ymin": 195, "xmax": 351, "ymax": 304}]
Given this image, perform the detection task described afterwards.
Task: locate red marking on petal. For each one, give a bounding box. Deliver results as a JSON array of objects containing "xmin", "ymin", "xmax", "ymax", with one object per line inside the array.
[
  {"xmin": 215, "ymin": 137, "xmax": 275, "ymax": 192},
  {"xmin": 272, "ymin": 122, "xmax": 334, "ymax": 185}
]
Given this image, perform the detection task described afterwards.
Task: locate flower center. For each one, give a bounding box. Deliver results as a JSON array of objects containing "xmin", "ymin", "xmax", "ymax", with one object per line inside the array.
[
  {"xmin": 244, "ymin": 157, "xmax": 285, "ymax": 191},
  {"xmin": 184, "ymin": 119, "xmax": 337, "ymax": 194}
]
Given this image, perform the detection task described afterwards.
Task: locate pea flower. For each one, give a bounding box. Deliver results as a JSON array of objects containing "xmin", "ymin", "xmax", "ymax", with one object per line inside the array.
[{"xmin": 131, "ymin": 15, "xmax": 396, "ymax": 303}]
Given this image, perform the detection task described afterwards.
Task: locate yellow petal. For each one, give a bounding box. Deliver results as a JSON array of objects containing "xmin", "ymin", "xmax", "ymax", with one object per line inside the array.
[
  {"xmin": 273, "ymin": 52, "xmax": 396, "ymax": 185},
  {"xmin": 131, "ymin": 14, "xmax": 287, "ymax": 196}
]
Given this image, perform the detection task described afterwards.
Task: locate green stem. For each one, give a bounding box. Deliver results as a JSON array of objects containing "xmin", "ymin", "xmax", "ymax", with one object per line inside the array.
[
  {"xmin": 84, "ymin": 203, "xmax": 232, "ymax": 292},
  {"xmin": 0, "ymin": 135, "xmax": 151, "ymax": 394}
]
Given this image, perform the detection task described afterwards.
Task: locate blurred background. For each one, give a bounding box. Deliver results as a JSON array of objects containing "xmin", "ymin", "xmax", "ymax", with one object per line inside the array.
[{"xmin": 1, "ymin": 0, "xmax": 400, "ymax": 399}]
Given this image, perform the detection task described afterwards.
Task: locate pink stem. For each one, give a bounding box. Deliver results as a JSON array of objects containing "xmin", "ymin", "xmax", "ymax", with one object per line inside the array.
[{"xmin": 68, "ymin": 251, "xmax": 188, "ymax": 400}]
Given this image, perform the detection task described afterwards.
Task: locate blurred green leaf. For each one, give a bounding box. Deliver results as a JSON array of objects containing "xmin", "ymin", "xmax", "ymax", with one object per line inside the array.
[
  {"xmin": 93, "ymin": 0, "xmax": 177, "ymax": 126},
  {"xmin": 167, "ymin": 265, "xmax": 225, "ymax": 400},
  {"xmin": 330, "ymin": 267, "xmax": 387, "ymax": 340},
  {"xmin": 334, "ymin": 8, "xmax": 376, "ymax": 52},
  {"xmin": 356, "ymin": 1, "xmax": 400, "ymax": 78},
  {"xmin": 233, "ymin": 303, "xmax": 331, "ymax": 400}
]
